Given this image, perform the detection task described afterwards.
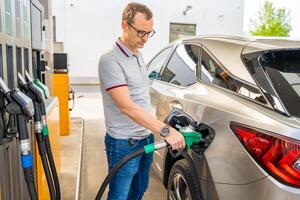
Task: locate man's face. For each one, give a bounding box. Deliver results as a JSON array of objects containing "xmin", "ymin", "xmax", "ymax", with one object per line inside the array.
[{"xmin": 123, "ymin": 12, "xmax": 154, "ymax": 49}]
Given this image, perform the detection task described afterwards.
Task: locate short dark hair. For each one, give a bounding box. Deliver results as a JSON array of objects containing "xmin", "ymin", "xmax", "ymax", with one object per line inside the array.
[{"xmin": 122, "ymin": 2, "xmax": 153, "ymax": 24}]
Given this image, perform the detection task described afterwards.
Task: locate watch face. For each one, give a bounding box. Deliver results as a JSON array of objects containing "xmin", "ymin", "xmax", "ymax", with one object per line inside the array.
[{"xmin": 161, "ymin": 127, "xmax": 170, "ymax": 136}]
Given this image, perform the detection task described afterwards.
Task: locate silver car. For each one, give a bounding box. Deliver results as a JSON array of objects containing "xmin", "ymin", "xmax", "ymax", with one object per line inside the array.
[{"xmin": 147, "ymin": 35, "xmax": 300, "ymax": 200}]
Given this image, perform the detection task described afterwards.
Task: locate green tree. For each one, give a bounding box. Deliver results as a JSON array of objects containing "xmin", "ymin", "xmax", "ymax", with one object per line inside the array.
[{"xmin": 250, "ymin": 1, "xmax": 291, "ymax": 36}]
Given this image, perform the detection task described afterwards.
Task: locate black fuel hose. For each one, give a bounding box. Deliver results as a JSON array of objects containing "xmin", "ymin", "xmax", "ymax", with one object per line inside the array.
[
  {"xmin": 36, "ymin": 134, "xmax": 56, "ymax": 200},
  {"xmin": 24, "ymin": 168, "xmax": 38, "ymax": 200},
  {"xmin": 45, "ymin": 136, "xmax": 61, "ymax": 200},
  {"xmin": 95, "ymin": 148, "xmax": 145, "ymax": 200},
  {"xmin": 40, "ymin": 103, "xmax": 61, "ymax": 200},
  {"xmin": 34, "ymin": 103, "xmax": 56, "ymax": 200}
]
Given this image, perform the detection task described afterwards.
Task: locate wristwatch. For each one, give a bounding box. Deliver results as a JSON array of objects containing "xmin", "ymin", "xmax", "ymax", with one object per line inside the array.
[{"xmin": 160, "ymin": 124, "xmax": 170, "ymax": 137}]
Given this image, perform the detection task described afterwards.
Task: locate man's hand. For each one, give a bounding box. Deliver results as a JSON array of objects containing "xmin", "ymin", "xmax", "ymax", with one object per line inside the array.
[{"xmin": 165, "ymin": 127, "xmax": 186, "ymax": 150}]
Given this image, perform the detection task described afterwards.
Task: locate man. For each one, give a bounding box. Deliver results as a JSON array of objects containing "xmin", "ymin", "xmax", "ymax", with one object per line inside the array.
[{"xmin": 98, "ymin": 2, "xmax": 185, "ymax": 200}]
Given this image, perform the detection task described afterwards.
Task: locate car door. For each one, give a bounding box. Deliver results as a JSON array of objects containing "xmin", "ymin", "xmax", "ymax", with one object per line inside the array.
[{"xmin": 148, "ymin": 42, "xmax": 201, "ymax": 179}]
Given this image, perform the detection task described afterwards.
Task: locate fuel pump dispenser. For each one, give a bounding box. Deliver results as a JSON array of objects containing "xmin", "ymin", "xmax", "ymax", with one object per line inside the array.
[
  {"xmin": 0, "ymin": 78, "xmax": 38, "ymax": 200},
  {"xmin": 18, "ymin": 73, "xmax": 60, "ymax": 200},
  {"xmin": 95, "ymin": 109, "xmax": 215, "ymax": 200}
]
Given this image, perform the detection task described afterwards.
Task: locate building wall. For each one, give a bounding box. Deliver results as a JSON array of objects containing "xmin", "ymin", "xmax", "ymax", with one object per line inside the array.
[{"xmin": 52, "ymin": 0, "xmax": 244, "ymax": 83}]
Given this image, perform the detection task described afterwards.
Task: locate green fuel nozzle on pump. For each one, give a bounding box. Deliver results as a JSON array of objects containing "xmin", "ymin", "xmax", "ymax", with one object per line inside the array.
[
  {"xmin": 144, "ymin": 125, "xmax": 201, "ymax": 154},
  {"xmin": 22, "ymin": 72, "xmax": 49, "ymax": 137},
  {"xmin": 25, "ymin": 70, "xmax": 50, "ymax": 100}
]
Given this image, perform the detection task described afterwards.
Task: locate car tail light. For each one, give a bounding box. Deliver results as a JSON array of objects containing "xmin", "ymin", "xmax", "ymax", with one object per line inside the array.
[{"xmin": 230, "ymin": 122, "xmax": 300, "ymax": 188}]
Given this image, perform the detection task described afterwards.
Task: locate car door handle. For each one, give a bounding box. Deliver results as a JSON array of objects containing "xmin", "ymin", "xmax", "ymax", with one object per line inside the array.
[{"xmin": 169, "ymin": 101, "xmax": 183, "ymax": 110}]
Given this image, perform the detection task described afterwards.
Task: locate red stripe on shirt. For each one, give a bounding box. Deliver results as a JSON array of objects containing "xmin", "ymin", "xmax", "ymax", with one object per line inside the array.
[
  {"xmin": 106, "ymin": 84, "xmax": 128, "ymax": 91},
  {"xmin": 115, "ymin": 42, "xmax": 129, "ymax": 57}
]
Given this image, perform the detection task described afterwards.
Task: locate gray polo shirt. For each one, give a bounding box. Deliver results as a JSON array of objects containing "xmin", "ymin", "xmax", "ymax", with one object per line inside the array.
[{"xmin": 98, "ymin": 39, "xmax": 151, "ymax": 139}]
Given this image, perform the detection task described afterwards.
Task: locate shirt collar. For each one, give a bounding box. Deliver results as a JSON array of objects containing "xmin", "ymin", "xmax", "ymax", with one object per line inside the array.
[{"xmin": 115, "ymin": 39, "xmax": 140, "ymax": 58}]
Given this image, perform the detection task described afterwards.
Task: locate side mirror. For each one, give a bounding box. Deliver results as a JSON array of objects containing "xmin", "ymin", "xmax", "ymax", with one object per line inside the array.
[{"xmin": 149, "ymin": 71, "xmax": 160, "ymax": 80}]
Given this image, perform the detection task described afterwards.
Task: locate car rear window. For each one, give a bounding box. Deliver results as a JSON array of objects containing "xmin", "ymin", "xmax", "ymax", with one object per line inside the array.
[{"xmin": 243, "ymin": 49, "xmax": 300, "ymax": 117}]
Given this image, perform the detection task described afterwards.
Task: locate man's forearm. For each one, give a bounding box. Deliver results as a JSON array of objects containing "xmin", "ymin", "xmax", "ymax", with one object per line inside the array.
[{"xmin": 121, "ymin": 103, "xmax": 164, "ymax": 134}]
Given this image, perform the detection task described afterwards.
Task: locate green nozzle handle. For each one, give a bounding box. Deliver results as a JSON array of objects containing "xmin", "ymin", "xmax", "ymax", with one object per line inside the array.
[
  {"xmin": 180, "ymin": 126, "xmax": 201, "ymax": 151},
  {"xmin": 144, "ymin": 140, "xmax": 168, "ymax": 154},
  {"xmin": 167, "ymin": 126, "xmax": 202, "ymax": 158},
  {"xmin": 33, "ymin": 79, "xmax": 50, "ymax": 99}
]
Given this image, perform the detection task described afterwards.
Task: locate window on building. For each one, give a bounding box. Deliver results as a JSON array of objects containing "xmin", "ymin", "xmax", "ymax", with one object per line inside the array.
[
  {"xmin": 15, "ymin": 0, "xmax": 21, "ymax": 37},
  {"xmin": 16, "ymin": 47, "xmax": 22, "ymax": 75},
  {"xmin": 147, "ymin": 47, "xmax": 173, "ymax": 80},
  {"xmin": 24, "ymin": 48, "xmax": 29, "ymax": 72},
  {"xmin": 169, "ymin": 23, "xmax": 196, "ymax": 43},
  {"xmin": 161, "ymin": 44, "xmax": 200, "ymax": 87},
  {"xmin": 6, "ymin": 45, "xmax": 14, "ymax": 89},
  {"xmin": 5, "ymin": 0, "xmax": 13, "ymax": 35}
]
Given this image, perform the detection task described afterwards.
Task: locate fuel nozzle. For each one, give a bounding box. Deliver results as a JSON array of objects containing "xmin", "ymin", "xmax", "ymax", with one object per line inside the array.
[
  {"xmin": 143, "ymin": 125, "xmax": 202, "ymax": 155},
  {"xmin": 179, "ymin": 125, "xmax": 201, "ymax": 151},
  {"xmin": 19, "ymin": 72, "xmax": 45, "ymax": 103},
  {"xmin": 25, "ymin": 70, "xmax": 49, "ymax": 99},
  {"xmin": 18, "ymin": 72, "xmax": 47, "ymax": 134},
  {"xmin": 162, "ymin": 108, "xmax": 215, "ymax": 157},
  {"xmin": 0, "ymin": 77, "xmax": 34, "ymax": 148}
]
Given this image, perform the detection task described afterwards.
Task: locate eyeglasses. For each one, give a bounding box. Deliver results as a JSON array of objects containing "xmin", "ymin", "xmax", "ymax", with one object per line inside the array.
[{"xmin": 127, "ymin": 23, "xmax": 156, "ymax": 38}]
